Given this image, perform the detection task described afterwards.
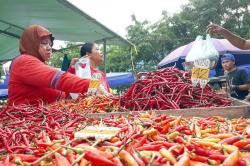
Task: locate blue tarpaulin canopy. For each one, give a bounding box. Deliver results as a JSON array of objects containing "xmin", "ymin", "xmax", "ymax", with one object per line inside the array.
[
  {"xmin": 0, "ymin": 74, "xmax": 9, "ymax": 98},
  {"xmin": 0, "ymin": 89, "xmax": 8, "ymax": 99},
  {"xmin": 0, "ymin": 74, "xmax": 9, "ymax": 89},
  {"xmin": 106, "ymin": 72, "xmax": 135, "ymax": 88}
]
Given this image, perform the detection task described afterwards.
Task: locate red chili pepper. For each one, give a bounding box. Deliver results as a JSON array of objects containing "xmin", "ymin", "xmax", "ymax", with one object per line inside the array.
[
  {"xmin": 133, "ymin": 136, "xmax": 147, "ymax": 149},
  {"xmin": 175, "ymin": 136, "xmax": 185, "ymax": 144},
  {"xmin": 149, "ymin": 141, "xmax": 175, "ymax": 149},
  {"xmin": 243, "ymin": 144, "xmax": 250, "ymax": 151},
  {"xmin": 131, "ymin": 152, "xmax": 146, "ymax": 166},
  {"xmin": 246, "ymin": 125, "xmax": 250, "ymax": 138},
  {"xmin": 190, "ymin": 154, "xmax": 208, "ymax": 162},
  {"xmin": 21, "ymin": 134, "xmax": 30, "ymax": 147},
  {"xmin": 186, "ymin": 144, "xmax": 211, "ymax": 157},
  {"xmin": 209, "ymin": 154, "xmax": 226, "ymax": 161},
  {"xmin": 35, "ymin": 140, "xmax": 51, "ymax": 149},
  {"xmin": 119, "ymin": 150, "xmax": 139, "ymax": 166},
  {"xmin": 161, "ymin": 117, "xmax": 174, "ymax": 126},
  {"xmin": 33, "ymin": 148, "xmax": 46, "ymax": 156},
  {"xmin": 12, "ymin": 154, "xmax": 39, "ymax": 162},
  {"xmin": 175, "ymin": 153, "xmax": 190, "ymax": 166},
  {"xmin": 161, "ymin": 123, "xmax": 170, "ymax": 134},
  {"xmin": 67, "ymin": 150, "xmax": 76, "ymax": 164},
  {"xmin": 175, "ymin": 125, "xmax": 188, "ymax": 132},
  {"xmin": 55, "ymin": 152, "xmax": 70, "ymax": 166},
  {"xmin": 236, "ymin": 159, "xmax": 247, "ymax": 166},
  {"xmin": 153, "ymin": 126, "xmax": 163, "ymax": 133},
  {"xmin": 183, "ymin": 130, "xmax": 193, "ymax": 135},
  {"xmin": 233, "ymin": 139, "xmax": 250, "ymax": 148},
  {"xmin": 0, "ymin": 155, "xmax": 16, "ymax": 166},
  {"xmin": 219, "ymin": 136, "xmax": 241, "ymax": 145},
  {"xmin": 136, "ymin": 145, "xmax": 162, "ymax": 151},
  {"xmin": 154, "ymin": 116, "xmax": 163, "ymax": 123},
  {"xmin": 8, "ymin": 119, "xmax": 26, "ymax": 126},
  {"xmin": 170, "ymin": 146, "xmax": 184, "ymax": 156},
  {"xmin": 2, "ymin": 137, "xmax": 12, "ymax": 153},
  {"xmin": 151, "ymin": 135, "xmax": 166, "ymax": 141},
  {"xmin": 223, "ymin": 149, "xmax": 239, "ymax": 166},
  {"xmin": 112, "ymin": 157, "xmax": 123, "ymax": 166},
  {"xmin": 84, "ymin": 150, "xmax": 116, "ymax": 166}
]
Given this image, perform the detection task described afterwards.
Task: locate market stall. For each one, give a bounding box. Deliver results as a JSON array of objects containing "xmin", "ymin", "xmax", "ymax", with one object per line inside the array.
[
  {"xmin": 1, "ymin": 1, "xmax": 250, "ymax": 166},
  {"xmin": 1, "ymin": 66, "xmax": 250, "ymax": 165}
]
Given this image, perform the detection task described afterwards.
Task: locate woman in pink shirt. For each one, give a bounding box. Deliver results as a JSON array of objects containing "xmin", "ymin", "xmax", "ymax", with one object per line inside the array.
[{"xmin": 68, "ymin": 43, "xmax": 110, "ymax": 93}]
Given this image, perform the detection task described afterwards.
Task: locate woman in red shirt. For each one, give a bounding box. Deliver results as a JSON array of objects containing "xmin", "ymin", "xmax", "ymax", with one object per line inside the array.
[
  {"xmin": 68, "ymin": 43, "xmax": 110, "ymax": 93},
  {"xmin": 8, "ymin": 25, "xmax": 91, "ymax": 106}
]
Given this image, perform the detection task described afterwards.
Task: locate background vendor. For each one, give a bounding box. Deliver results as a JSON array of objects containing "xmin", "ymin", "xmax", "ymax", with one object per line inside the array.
[
  {"xmin": 68, "ymin": 42, "xmax": 110, "ymax": 93},
  {"xmin": 8, "ymin": 25, "xmax": 92, "ymax": 106},
  {"xmin": 221, "ymin": 53, "xmax": 250, "ymax": 100}
]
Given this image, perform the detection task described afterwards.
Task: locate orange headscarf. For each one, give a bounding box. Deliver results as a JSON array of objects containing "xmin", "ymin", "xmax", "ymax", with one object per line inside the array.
[{"xmin": 19, "ymin": 25, "xmax": 54, "ymax": 62}]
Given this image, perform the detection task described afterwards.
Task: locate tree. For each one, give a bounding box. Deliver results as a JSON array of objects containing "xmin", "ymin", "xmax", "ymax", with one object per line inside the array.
[
  {"xmin": 221, "ymin": 0, "xmax": 250, "ymax": 37},
  {"xmin": 105, "ymin": 45, "xmax": 132, "ymax": 72},
  {"xmin": 126, "ymin": 14, "xmax": 176, "ymax": 71},
  {"xmin": 49, "ymin": 42, "xmax": 81, "ymax": 68}
]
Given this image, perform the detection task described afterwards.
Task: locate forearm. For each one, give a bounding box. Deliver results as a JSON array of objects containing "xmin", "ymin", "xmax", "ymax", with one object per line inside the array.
[
  {"xmin": 221, "ymin": 29, "xmax": 249, "ymax": 50},
  {"xmin": 57, "ymin": 73, "xmax": 90, "ymax": 94},
  {"xmin": 239, "ymin": 84, "xmax": 250, "ymax": 91},
  {"xmin": 67, "ymin": 66, "xmax": 75, "ymax": 74}
]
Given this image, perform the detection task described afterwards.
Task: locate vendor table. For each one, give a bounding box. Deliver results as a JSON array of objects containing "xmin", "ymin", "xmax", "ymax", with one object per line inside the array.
[{"xmin": 86, "ymin": 98, "xmax": 250, "ymax": 119}]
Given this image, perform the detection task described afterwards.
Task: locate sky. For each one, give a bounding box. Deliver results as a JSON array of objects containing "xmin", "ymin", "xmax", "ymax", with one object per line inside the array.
[{"xmin": 53, "ymin": 0, "xmax": 188, "ymax": 49}]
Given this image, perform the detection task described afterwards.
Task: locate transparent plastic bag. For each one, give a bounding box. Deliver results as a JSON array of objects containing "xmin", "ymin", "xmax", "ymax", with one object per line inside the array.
[
  {"xmin": 185, "ymin": 35, "xmax": 204, "ymax": 62},
  {"xmin": 70, "ymin": 57, "xmax": 109, "ymax": 98},
  {"xmin": 70, "ymin": 57, "xmax": 92, "ymax": 99},
  {"xmin": 185, "ymin": 34, "xmax": 219, "ymax": 69},
  {"xmin": 202, "ymin": 34, "xmax": 219, "ymax": 68},
  {"xmin": 75, "ymin": 57, "xmax": 92, "ymax": 79}
]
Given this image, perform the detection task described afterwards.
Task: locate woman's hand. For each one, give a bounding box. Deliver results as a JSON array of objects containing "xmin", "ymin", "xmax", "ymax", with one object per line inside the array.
[{"xmin": 70, "ymin": 58, "xmax": 79, "ymax": 68}]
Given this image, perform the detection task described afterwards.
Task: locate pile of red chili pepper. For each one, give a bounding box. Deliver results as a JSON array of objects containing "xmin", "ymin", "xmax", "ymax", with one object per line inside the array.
[
  {"xmin": 51, "ymin": 95, "xmax": 120, "ymax": 113},
  {"xmin": 0, "ymin": 103, "xmax": 87, "ymax": 157},
  {"xmin": 1, "ymin": 104, "xmax": 250, "ymax": 166},
  {"xmin": 121, "ymin": 67, "xmax": 231, "ymax": 111}
]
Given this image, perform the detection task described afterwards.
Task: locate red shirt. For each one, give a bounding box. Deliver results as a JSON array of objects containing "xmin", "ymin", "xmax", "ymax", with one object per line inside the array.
[
  {"xmin": 8, "ymin": 54, "xmax": 90, "ymax": 106},
  {"xmin": 67, "ymin": 66, "xmax": 110, "ymax": 92}
]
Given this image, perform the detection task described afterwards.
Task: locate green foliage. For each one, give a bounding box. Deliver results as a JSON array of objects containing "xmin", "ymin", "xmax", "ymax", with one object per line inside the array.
[
  {"xmin": 49, "ymin": 42, "xmax": 81, "ymax": 68},
  {"xmin": 105, "ymin": 45, "xmax": 132, "ymax": 72}
]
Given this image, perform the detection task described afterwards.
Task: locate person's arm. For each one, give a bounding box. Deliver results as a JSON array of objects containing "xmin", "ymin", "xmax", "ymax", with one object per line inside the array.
[
  {"xmin": 67, "ymin": 58, "xmax": 78, "ymax": 74},
  {"xmin": 16, "ymin": 56, "xmax": 89, "ymax": 94},
  {"xmin": 67, "ymin": 66, "xmax": 76, "ymax": 74},
  {"xmin": 237, "ymin": 84, "xmax": 250, "ymax": 91},
  {"xmin": 207, "ymin": 24, "xmax": 250, "ymax": 50}
]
